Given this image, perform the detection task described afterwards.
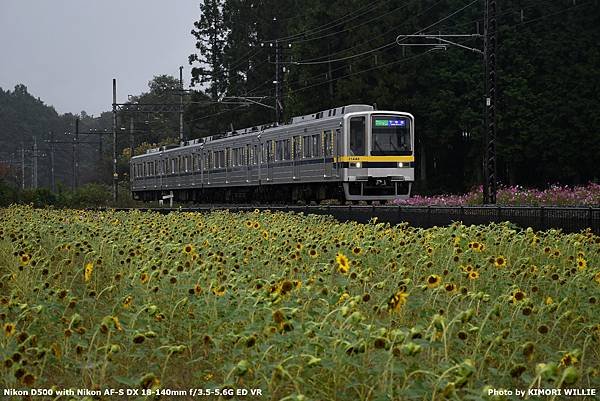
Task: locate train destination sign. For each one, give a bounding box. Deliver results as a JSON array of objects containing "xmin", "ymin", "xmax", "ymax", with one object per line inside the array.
[{"xmin": 374, "ymin": 119, "xmax": 406, "ymax": 127}]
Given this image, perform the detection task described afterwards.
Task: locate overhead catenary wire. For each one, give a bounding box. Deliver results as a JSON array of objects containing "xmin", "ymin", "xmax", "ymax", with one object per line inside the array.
[
  {"xmin": 261, "ymin": 0, "xmax": 389, "ymax": 44},
  {"xmin": 288, "ymin": 0, "xmax": 475, "ymax": 86},
  {"xmin": 288, "ymin": 48, "xmax": 441, "ymax": 95}
]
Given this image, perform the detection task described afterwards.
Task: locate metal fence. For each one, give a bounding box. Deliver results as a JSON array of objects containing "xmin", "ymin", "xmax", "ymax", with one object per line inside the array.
[
  {"xmin": 109, "ymin": 205, "xmax": 600, "ymax": 234},
  {"xmin": 212, "ymin": 205, "xmax": 600, "ymax": 234}
]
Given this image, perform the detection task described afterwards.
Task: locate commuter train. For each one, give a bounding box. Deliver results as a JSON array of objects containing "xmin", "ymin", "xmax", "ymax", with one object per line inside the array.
[{"xmin": 130, "ymin": 104, "xmax": 414, "ymax": 203}]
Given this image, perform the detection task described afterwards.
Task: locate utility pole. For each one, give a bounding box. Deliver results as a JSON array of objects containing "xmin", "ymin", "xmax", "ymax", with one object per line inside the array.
[
  {"xmin": 73, "ymin": 117, "xmax": 80, "ymax": 190},
  {"xmin": 272, "ymin": 37, "xmax": 284, "ymax": 124},
  {"xmin": 49, "ymin": 131, "xmax": 56, "ymax": 192},
  {"xmin": 179, "ymin": 66, "xmax": 184, "ymax": 142},
  {"xmin": 112, "ymin": 78, "xmax": 118, "ymax": 203},
  {"xmin": 20, "ymin": 142, "xmax": 25, "ymax": 190},
  {"xmin": 395, "ymin": 0, "xmax": 498, "ymax": 204},
  {"xmin": 483, "ymin": 0, "xmax": 497, "ymax": 204},
  {"xmin": 129, "ymin": 118, "xmax": 135, "ymax": 158},
  {"xmin": 32, "ymin": 136, "xmax": 38, "ymax": 189}
]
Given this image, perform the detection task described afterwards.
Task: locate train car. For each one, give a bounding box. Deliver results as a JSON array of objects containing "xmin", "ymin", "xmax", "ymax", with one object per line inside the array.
[{"xmin": 131, "ymin": 104, "xmax": 414, "ymax": 203}]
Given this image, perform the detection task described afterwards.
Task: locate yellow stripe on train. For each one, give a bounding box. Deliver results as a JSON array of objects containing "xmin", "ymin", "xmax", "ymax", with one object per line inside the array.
[{"xmin": 335, "ymin": 156, "xmax": 415, "ymax": 163}]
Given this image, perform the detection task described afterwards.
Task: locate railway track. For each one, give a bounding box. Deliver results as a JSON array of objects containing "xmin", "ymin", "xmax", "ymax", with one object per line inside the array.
[{"xmin": 91, "ymin": 204, "xmax": 600, "ymax": 234}]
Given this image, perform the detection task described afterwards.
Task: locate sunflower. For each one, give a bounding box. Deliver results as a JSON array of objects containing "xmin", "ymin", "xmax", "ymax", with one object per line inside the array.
[
  {"xmin": 212, "ymin": 286, "xmax": 226, "ymax": 296},
  {"xmin": 183, "ymin": 244, "xmax": 195, "ymax": 254},
  {"xmin": 426, "ymin": 274, "xmax": 442, "ymax": 289},
  {"xmin": 511, "ymin": 289, "xmax": 526, "ymax": 302},
  {"xmin": 468, "ymin": 271, "xmax": 480, "ymax": 280},
  {"xmin": 352, "ymin": 246, "xmax": 362, "ymax": 255},
  {"xmin": 576, "ymin": 257, "xmax": 587, "ymax": 270},
  {"xmin": 560, "ymin": 353, "xmax": 578, "ymax": 367},
  {"xmin": 262, "ymin": 230, "xmax": 269, "ymax": 240},
  {"xmin": 84, "ymin": 262, "xmax": 94, "ymax": 282},
  {"xmin": 494, "ymin": 255, "xmax": 507, "ymax": 268},
  {"xmin": 253, "ymin": 222, "xmax": 260, "ymax": 229},
  {"xmin": 444, "ymin": 283, "xmax": 457, "ymax": 292},
  {"xmin": 19, "ymin": 254, "xmax": 31, "ymax": 266},
  {"xmin": 469, "ymin": 241, "xmax": 485, "ymax": 252},
  {"xmin": 122, "ymin": 295, "xmax": 133, "ymax": 308},
  {"xmin": 308, "ymin": 249, "xmax": 318, "ymax": 258},
  {"xmin": 245, "ymin": 221, "xmax": 253, "ymax": 228},
  {"xmin": 140, "ymin": 273, "xmax": 149, "ymax": 284},
  {"xmin": 545, "ymin": 296, "xmax": 554, "ymax": 305},
  {"xmin": 336, "ymin": 253, "xmax": 350, "ymax": 274},
  {"xmin": 4, "ymin": 323, "xmax": 16, "ymax": 337},
  {"xmin": 595, "ymin": 272, "xmax": 600, "ymax": 285},
  {"xmin": 387, "ymin": 290, "xmax": 409, "ymax": 312}
]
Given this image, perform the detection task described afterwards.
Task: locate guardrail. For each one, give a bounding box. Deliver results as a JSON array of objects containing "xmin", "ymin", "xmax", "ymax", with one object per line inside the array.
[{"xmin": 102, "ymin": 205, "xmax": 600, "ymax": 234}]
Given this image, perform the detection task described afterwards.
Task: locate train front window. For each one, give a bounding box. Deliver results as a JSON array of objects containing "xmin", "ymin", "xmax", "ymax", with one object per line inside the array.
[{"xmin": 371, "ymin": 116, "xmax": 411, "ymax": 155}]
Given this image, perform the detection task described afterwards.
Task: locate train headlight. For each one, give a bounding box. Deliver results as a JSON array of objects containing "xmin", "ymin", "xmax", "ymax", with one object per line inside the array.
[
  {"xmin": 350, "ymin": 162, "xmax": 361, "ymax": 168},
  {"xmin": 397, "ymin": 162, "xmax": 404, "ymax": 168}
]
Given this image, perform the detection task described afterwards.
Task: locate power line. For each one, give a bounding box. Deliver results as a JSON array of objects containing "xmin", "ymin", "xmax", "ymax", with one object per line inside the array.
[
  {"xmin": 289, "ymin": 0, "xmax": 438, "ymax": 64},
  {"xmin": 262, "ymin": 0, "xmax": 390, "ymax": 43},
  {"xmin": 288, "ymin": 0, "xmax": 472, "ymax": 85},
  {"xmin": 288, "ymin": 49, "xmax": 441, "ymax": 95},
  {"xmin": 270, "ymin": 0, "xmax": 402, "ymax": 45}
]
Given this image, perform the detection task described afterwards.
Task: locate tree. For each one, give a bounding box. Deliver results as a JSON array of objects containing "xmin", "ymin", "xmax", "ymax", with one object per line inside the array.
[{"xmin": 189, "ymin": 0, "xmax": 227, "ymax": 100}]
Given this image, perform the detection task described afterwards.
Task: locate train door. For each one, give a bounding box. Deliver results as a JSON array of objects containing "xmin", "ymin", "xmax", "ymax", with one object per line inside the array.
[
  {"xmin": 293, "ymin": 136, "xmax": 301, "ymax": 180},
  {"xmin": 323, "ymin": 130, "xmax": 334, "ymax": 177},
  {"xmin": 257, "ymin": 138, "xmax": 263, "ymax": 184},
  {"xmin": 225, "ymin": 147, "xmax": 230, "ymax": 183},
  {"xmin": 245, "ymin": 144, "xmax": 251, "ymax": 184},
  {"xmin": 333, "ymin": 128, "xmax": 341, "ymax": 177},
  {"xmin": 266, "ymin": 140, "xmax": 274, "ymax": 182}
]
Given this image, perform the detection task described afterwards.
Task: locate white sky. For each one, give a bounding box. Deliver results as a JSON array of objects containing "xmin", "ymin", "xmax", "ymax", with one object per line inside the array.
[{"xmin": 0, "ymin": 0, "xmax": 199, "ymax": 116}]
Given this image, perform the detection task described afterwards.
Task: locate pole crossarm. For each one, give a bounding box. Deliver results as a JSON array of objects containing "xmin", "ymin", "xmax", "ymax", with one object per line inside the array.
[
  {"xmin": 395, "ymin": 34, "xmax": 483, "ymax": 55},
  {"xmin": 114, "ymin": 103, "xmax": 184, "ymax": 113},
  {"xmin": 222, "ymin": 96, "xmax": 276, "ymax": 110}
]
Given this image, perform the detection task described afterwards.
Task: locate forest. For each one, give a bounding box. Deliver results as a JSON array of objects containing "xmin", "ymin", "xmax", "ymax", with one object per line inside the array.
[{"xmin": 1, "ymin": 0, "xmax": 598, "ymax": 197}]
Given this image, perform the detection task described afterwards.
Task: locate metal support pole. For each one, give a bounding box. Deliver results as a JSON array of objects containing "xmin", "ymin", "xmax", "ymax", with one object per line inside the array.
[
  {"xmin": 112, "ymin": 78, "xmax": 118, "ymax": 203},
  {"xmin": 179, "ymin": 66, "xmax": 184, "ymax": 143},
  {"xmin": 483, "ymin": 0, "xmax": 497, "ymax": 204},
  {"xmin": 74, "ymin": 117, "xmax": 79, "ymax": 189},
  {"xmin": 49, "ymin": 131, "xmax": 55, "ymax": 192},
  {"xmin": 275, "ymin": 40, "xmax": 281, "ymax": 124},
  {"xmin": 20, "ymin": 142, "xmax": 25, "ymax": 190},
  {"xmin": 129, "ymin": 118, "xmax": 134, "ymax": 158},
  {"xmin": 32, "ymin": 136, "xmax": 38, "ymax": 189}
]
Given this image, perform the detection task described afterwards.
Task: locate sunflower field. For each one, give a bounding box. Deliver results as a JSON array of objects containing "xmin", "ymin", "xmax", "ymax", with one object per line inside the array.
[{"xmin": 1, "ymin": 205, "xmax": 599, "ymax": 400}]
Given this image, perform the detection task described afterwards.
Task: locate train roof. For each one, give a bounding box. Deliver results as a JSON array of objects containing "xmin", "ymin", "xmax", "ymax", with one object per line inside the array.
[{"xmin": 133, "ymin": 104, "xmax": 374, "ymax": 159}]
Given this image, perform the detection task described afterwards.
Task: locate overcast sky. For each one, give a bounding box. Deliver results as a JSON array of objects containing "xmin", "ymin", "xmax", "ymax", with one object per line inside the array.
[{"xmin": 0, "ymin": 0, "xmax": 199, "ymax": 116}]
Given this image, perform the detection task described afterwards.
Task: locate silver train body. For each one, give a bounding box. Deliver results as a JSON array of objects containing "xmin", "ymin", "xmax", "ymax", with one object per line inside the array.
[{"xmin": 131, "ymin": 104, "xmax": 415, "ymax": 202}]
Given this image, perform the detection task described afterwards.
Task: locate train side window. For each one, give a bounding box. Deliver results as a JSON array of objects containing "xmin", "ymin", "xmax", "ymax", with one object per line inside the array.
[
  {"xmin": 312, "ymin": 134, "xmax": 321, "ymax": 157},
  {"xmin": 284, "ymin": 139, "xmax": 291, "ymax": 160},
  {"xmin": 293, "ymin": 136, "xmax": 302, "ymax": 160},
  {"xmin": 303, "ymin": 136, "xmax": 311, "ymax": 158},
  {"xmin": 253, "ymin": 145, "xmax": 258, "ymax": 165},
  {"xmin": 275, "ymin": 141, "xmax": 282, "ymax": 161}
]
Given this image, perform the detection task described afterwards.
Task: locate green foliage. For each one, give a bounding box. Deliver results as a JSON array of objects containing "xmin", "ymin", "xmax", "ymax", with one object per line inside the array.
[
  {"xmin": 187, "ymin": 0, "xmax": 600, "ymax": 194},
  {"xmin": 0, "ymin": 180, "xmax": 18, "ymax": 207}
]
